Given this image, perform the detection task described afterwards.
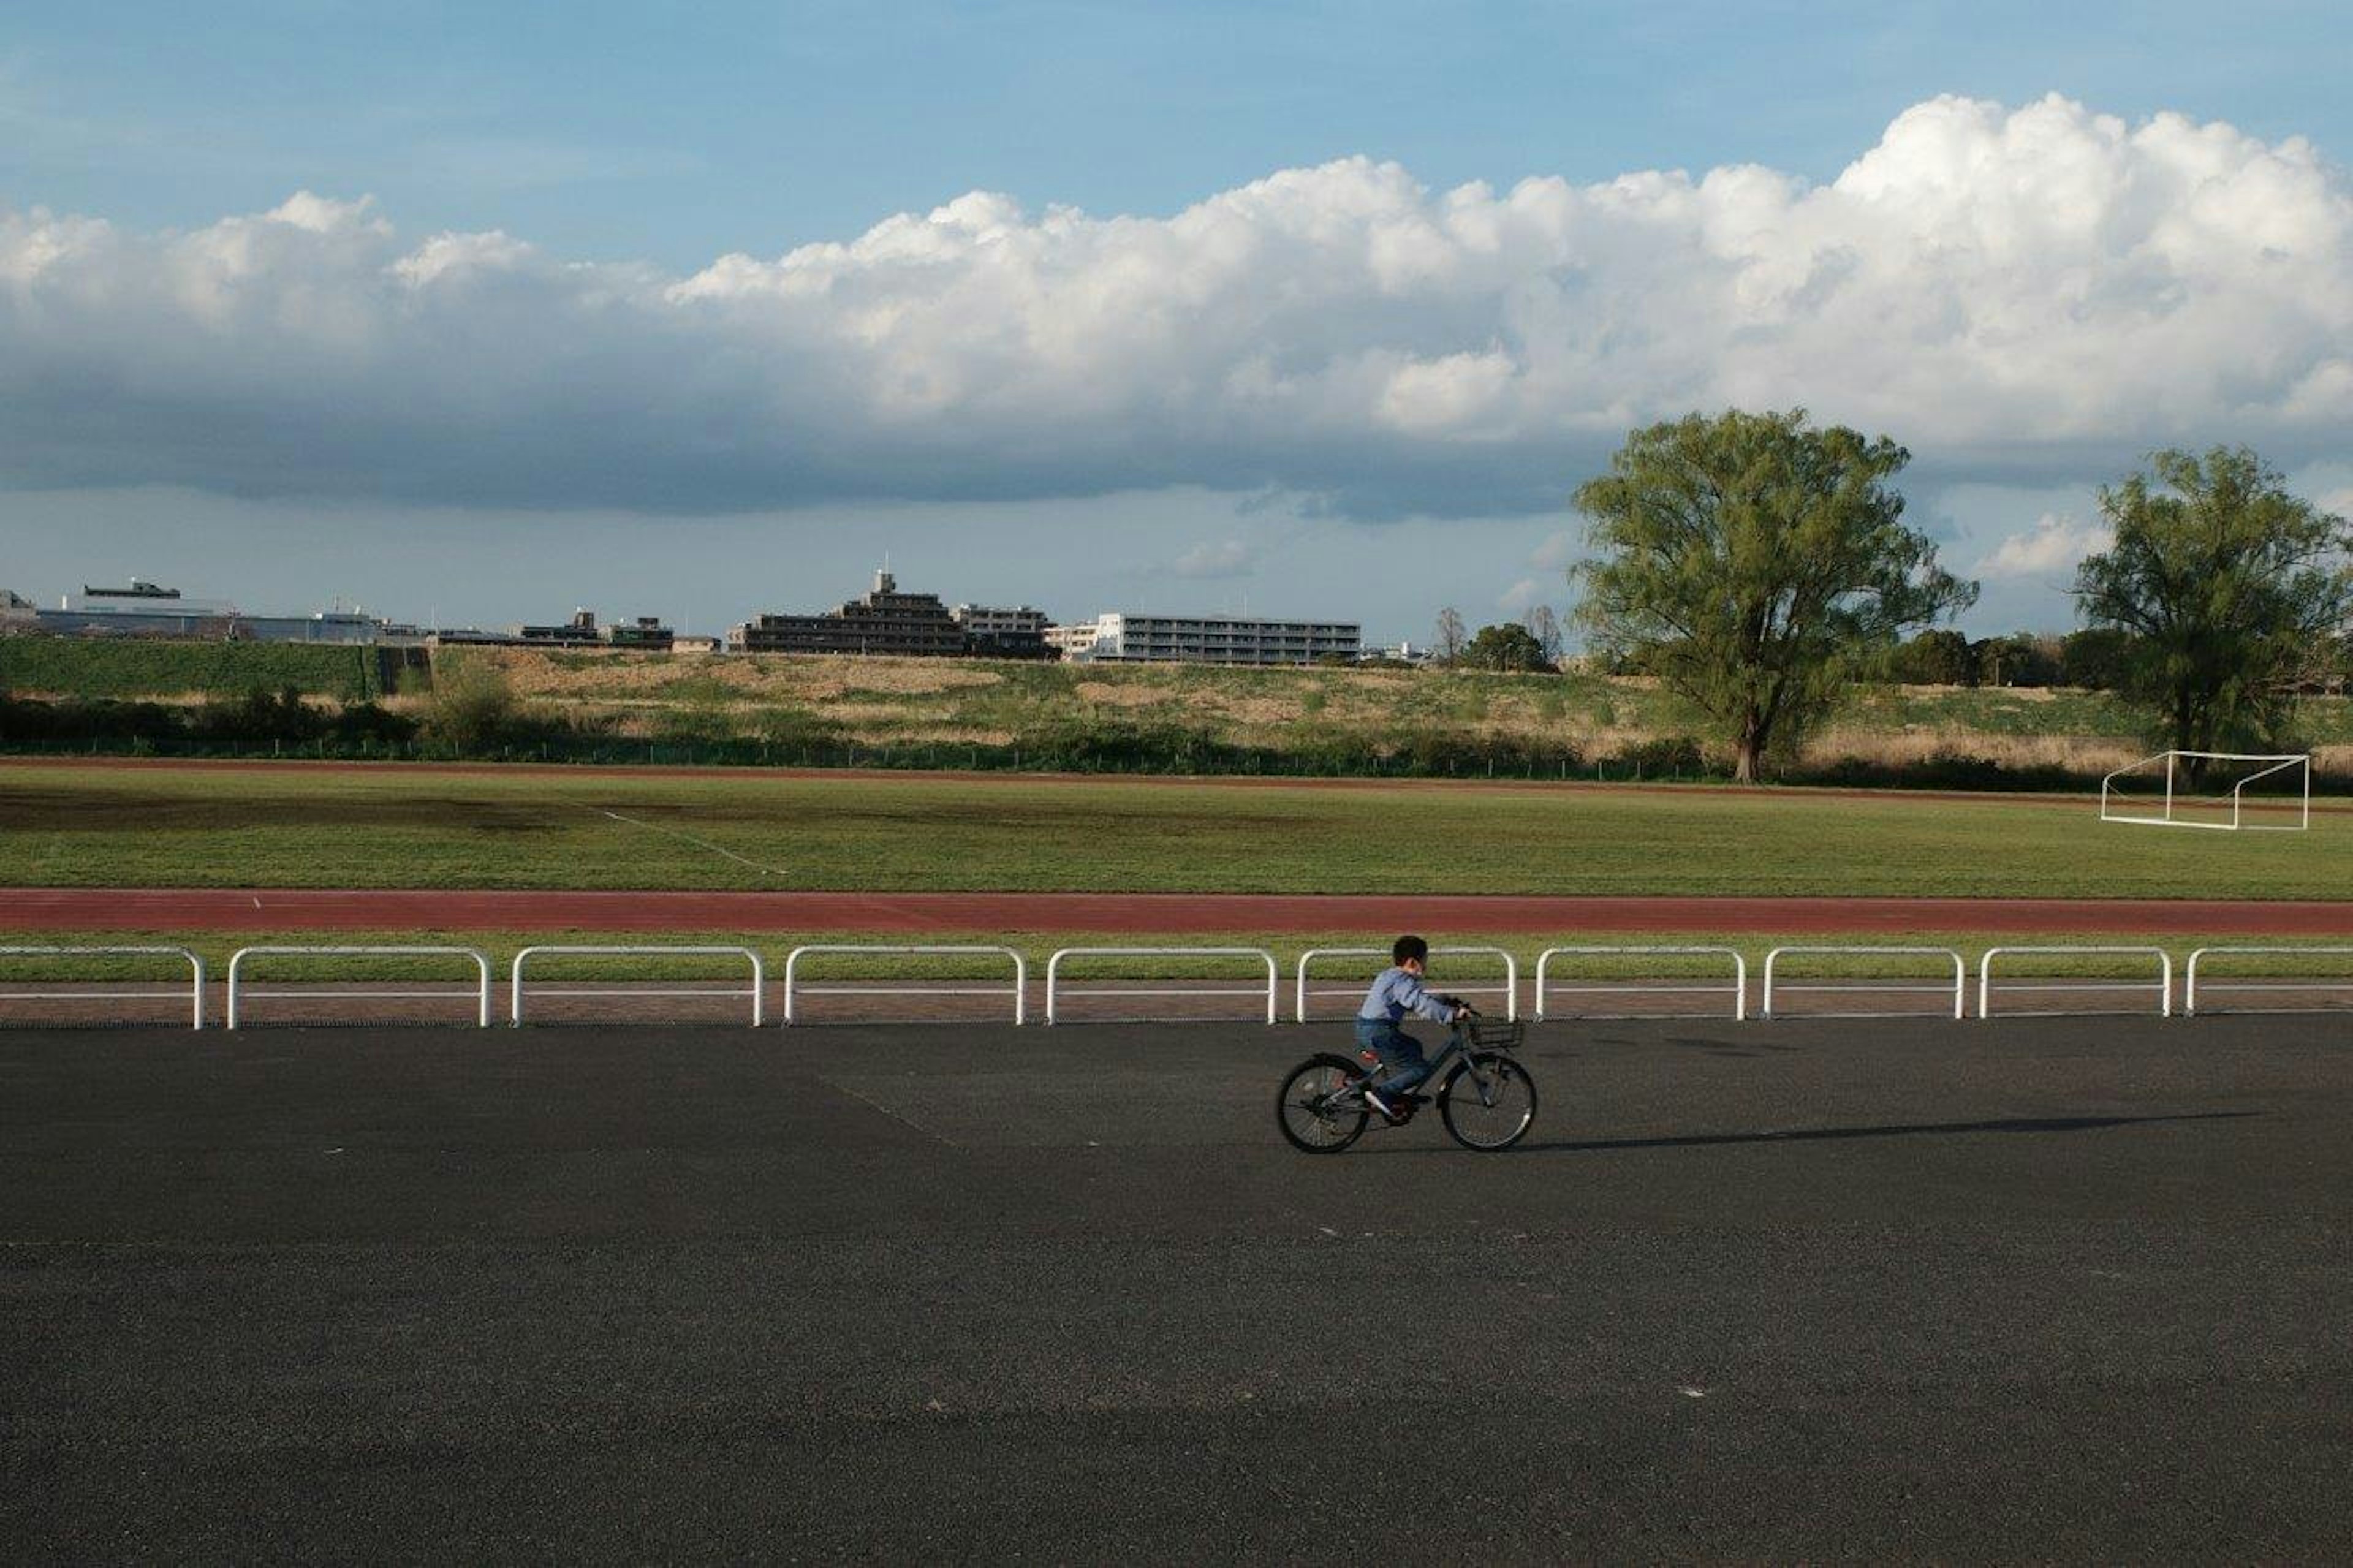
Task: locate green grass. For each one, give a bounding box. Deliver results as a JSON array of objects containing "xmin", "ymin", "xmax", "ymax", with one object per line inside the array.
[
  {"xmin": 0, "ymin": 762, "xmax": 2342, "ymax": 900},
  {"xmin": 0, "ymin": 639, "xmax": 395, "ymax": 700}
]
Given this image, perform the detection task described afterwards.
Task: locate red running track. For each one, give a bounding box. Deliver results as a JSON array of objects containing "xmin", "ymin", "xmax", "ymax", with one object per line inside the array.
[{"xmin": 7, "ymin": 888, "xmax": 2353, "ymax": 936}]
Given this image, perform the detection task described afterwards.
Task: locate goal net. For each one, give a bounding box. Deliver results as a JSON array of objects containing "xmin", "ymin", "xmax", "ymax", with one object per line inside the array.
[{"xmin": 2099, "ymin": 751, "xmax": 2311, "ymax": 831}]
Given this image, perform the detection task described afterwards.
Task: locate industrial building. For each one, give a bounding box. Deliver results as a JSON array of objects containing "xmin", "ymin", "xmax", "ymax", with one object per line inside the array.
[
  {"xmin": 1047, "ymin": 613, "xmax": 1361, "ymax": 666},
  {"xmin": 433, "ymin": 609, "xmax": 676, "ymax": 651},
  {"xmin": 32, "ymin": 581, "xmax": 390, "ymax": 644}
]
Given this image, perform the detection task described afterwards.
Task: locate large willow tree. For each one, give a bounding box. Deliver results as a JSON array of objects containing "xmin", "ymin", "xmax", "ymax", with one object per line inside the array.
[
  {"xmin": 1573, "ymin": 409, "xmax": 1976, "ymax": 783},
  {"xmin": 2074, "ymin": 446, "xmax": 2352, "ymax": 764}
]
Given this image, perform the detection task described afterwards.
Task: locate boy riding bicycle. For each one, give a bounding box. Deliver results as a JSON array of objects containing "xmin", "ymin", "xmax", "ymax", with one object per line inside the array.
[{"xmin": 1355, "ymin": 934, "xmax": 1477, "ymax": 1122}]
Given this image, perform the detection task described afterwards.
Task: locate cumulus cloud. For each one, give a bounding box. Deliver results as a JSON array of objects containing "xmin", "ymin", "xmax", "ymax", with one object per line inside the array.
[
  {"xmin": 1528, "ymin": 530, "xmax": 1579, "ymax": 570},
  {"xmin": 1171, "ymin": 539, "xmax": 1256, "ymax": 578},
  {"xmin": 1498, "ymin": 577, "xmax": 1547, "ymax": 614},
  {"xmin": 1977, "ymin": 512, "xmax": 2115, "ymax": 578},
  {"xmin": 5, "ymin": 94, "xmax": 2352, "ymax": 516}
]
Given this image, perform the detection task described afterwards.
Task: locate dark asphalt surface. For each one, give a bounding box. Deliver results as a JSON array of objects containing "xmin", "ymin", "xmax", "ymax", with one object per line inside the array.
[{"xmin": 5, "ymin": 1015, "xmax": 2350, "ymax": 1561}]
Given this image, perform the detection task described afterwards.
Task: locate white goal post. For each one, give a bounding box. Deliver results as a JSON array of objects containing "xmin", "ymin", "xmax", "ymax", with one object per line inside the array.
[{"xmin": 2099, "ymin": 751, "xmax": 2310, "ymax": 831}]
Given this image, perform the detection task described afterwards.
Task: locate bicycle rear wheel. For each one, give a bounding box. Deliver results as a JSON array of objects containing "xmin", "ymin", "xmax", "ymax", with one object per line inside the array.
[
  {"xmin": 1277, "ymin": 1054, "xmax": 1371, "ymax": 1153},
  {"xmin": 1438, "ymin": 1052, "xmax": 1536, "ymax": 1151}
]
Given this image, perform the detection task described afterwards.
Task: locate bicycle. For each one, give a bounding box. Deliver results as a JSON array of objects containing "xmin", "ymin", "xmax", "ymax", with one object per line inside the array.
[{"xmin": 1276, "ymin": 1013, "xmax": 1538, "ymax": 1153}]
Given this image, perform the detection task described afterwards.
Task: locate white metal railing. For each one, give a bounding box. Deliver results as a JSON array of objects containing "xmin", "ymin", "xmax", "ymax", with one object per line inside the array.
[
  {"xmin": 1294, "ymin": 946, "xmax": 1520, "ymax": 1023},
  {"xmin": 227, "ymin": 946, "xmax": 493, "ymax": 1029},
  {"xmin": 512, "ymin": 945, "xmax": 766, "ymax": 1026},
  {"xmin": 1534, "ymin": 946, "xmax": 1746, "ymax": 1021},
  {"xmin": 1046, "ymin": 947, "xmax": 1279, "ymax": 1026},
  {"xmin": 1762, "ymin": 946, "xmax": 1967, "ymax": 1021},
  {"xmin": 0, "ymin": 945, "xmax": 208, "ymax": 1029},
  {"xmin": 1977, "ymin": 947, "xmax": 2172, "ymax": 1019},
  {"xmin": 2101, "ymin": 751, "xmax": 2311, "ymax": 831},
  {"xmin": 2184, "ymin": 946, "xmax": 2353, "ymax": 1017},
  {"xmin": 782, "ymin": 945, "xmax": 1026, "ymax": 1025}
]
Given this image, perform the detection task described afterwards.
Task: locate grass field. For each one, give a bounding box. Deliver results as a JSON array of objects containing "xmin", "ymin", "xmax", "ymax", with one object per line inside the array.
[
  {"xmin": 6, "ymin": 925, "xmax": 2349, "ymax": 986},
  {"xmin": 1, "ymin": 761, "xmax": 2341, "ymax": 900}
]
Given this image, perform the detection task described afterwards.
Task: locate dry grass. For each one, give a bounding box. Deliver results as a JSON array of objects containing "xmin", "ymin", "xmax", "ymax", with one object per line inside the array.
[
  {"xmin": 1797, "ymin": 729, "xmax": 2143, "ymax": 773},
  {"xmin": 1074, "ymin": 682, "xmax": 1172, "ymax": 709},
  {"xmin": 479, "ymin": 648, "xmax": 1006, "ymax": 702},
  {"xmin": 409, "ymin": 646, "xmax": 2353, "ymax": 777}
]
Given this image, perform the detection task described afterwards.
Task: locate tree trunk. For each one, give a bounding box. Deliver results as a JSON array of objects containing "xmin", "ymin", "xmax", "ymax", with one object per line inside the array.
[{"xmin": 1734, "ymin": 709, "xmax": 1765, "ymax": 784}]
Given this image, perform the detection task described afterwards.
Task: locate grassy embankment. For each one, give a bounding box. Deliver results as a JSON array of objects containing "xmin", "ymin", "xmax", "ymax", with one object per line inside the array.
[
  {"xmin": 0, "ymin": 638, "xmax": 399, "ymax": 700},
  {"xmin": 420, "ymin": 646, "xmax": 2353, "ymax": 778},
  {"xmin": 9, "ymin": 638, "xmax": 2352, "ymax": 781}
]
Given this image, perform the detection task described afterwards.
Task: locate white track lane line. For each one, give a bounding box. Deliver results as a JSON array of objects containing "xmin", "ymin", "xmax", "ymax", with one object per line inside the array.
[{"xmin": 593, "ymin": 808, "xmax": 794, "ymax": 878}]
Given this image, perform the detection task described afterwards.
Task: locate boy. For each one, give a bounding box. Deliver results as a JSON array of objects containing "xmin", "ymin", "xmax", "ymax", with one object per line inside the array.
[{"xmin": 1354, "ymin": 934, "xmax": 1475, "ymax": 1122}]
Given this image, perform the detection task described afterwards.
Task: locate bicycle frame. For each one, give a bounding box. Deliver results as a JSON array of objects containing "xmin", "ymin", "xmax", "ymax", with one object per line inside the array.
[{"xmin": 1341, "ymin": 1019, "xmax": 1517, "ymax": 1112}]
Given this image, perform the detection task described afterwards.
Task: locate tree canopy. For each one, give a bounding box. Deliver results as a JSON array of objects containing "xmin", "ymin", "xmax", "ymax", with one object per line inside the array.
[
  {"xmin": 1460, "ymin": 621, "xmax": 1554, "ymax": 673},
  {"xmin": 2073, "ymin": 446, "xmax": 2352, "ymax": 758},
  {"xmin": 1572, "ymin": 409, "xmax": 1976, "ymax": 782}
]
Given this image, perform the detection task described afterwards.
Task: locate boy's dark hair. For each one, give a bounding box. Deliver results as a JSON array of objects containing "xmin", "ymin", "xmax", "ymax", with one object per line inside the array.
[{"xmin": 1392, "ymin": 934, "xmax": 1430, "ymax": 965}]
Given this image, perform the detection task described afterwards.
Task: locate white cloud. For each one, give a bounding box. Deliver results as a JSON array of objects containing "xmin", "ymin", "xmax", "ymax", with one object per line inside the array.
[
  {"xmin": 1528, "ymin": 530, "xmax": 1579, "ymax": 570},
  {"xmin": 5, "ymin": 94, "xmax": 2353, "ymax": 515},
  {"xmin": 1976, "ymin": 512, "xmax": 2115, "ymax": 578},
  {"xmin": 1172, "ymin": 539, "xmax": 1256, "ymax": 578},
  {"xmin": 1498, "ymin": 577, "xmax": 1545, "ymax": 614}
]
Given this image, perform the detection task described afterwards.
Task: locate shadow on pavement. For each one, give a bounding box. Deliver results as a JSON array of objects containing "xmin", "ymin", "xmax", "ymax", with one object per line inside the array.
[{"xmin": 1369, "ymin": 1109, "xmax": 2260, "ymax": 1157}]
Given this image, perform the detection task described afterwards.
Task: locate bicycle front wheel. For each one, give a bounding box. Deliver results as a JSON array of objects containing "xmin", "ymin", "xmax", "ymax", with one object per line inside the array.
[
  {"xmin": 1277, "ymin": 1054, "xmax": 1371, "ymax": 1154},
  {"xmin": 1438, "ymin": 1052, "xmax": 1537, "ymax": 1151}
]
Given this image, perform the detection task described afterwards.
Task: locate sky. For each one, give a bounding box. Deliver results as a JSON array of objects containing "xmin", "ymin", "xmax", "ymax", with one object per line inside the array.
[{"xmin": 5, "ymin": 1, "xmax": 2352, "ymax": 644}]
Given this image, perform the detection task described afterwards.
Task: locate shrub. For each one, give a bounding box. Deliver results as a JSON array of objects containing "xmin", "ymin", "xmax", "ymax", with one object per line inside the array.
[{"xmin": 422, "ymin": 653, "xmax": 521, "ymax": 751}]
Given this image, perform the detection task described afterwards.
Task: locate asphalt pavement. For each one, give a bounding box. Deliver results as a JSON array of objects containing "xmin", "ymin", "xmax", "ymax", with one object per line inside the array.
[{"xmin": 5, "ymin": 1015, "xmax": 2350, "ymax": 1561}]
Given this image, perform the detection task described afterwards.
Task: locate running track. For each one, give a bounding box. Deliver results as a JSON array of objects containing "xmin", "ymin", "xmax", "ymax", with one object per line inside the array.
[{"xmin": 9, "ymin": 888, "xmax": 2353, "ymax": 934}]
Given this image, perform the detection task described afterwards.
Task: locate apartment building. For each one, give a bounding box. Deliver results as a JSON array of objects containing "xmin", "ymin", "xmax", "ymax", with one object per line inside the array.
[
  {"xmin": 951, "ymin": 603, "xmax": 1052, "ymax": 659},
  {"xmin": 728, "ymin": 571, "xmax": 968, "ymax": 656},
  {"xmin": 1049, "ymin": 613, "xmax": 1361, "ymax": 666}
]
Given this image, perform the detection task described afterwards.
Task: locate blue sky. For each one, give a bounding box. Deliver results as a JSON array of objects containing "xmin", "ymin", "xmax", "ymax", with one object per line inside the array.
[{"xmin": 5, "ymin": 2, "xmax": 2352, "ymax": 642}]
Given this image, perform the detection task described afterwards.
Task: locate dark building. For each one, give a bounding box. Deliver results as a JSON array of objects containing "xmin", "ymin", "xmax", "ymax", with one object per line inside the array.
[
  {"xmin": 951, "ymin": 603, "xmax": 1054, "ymax": 660},
  {"xmin": 604, "ymin": 615, "xmax": 676, "ymax": 651},
  {"xmin": 728, "ymin": 571, "xmax": 971, "ymax": 656},
  {"xmin": 513, "ymin": 609, "xmax": 604, "ymax": 646}
]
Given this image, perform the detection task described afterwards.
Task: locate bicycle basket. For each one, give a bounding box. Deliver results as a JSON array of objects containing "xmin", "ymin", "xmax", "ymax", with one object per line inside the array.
[{"xmin": 1464, "ymin": 1016, "xmax": 1526, "ymax": 1052}]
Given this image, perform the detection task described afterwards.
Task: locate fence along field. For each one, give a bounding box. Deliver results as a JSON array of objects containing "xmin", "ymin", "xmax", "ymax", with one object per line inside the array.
[{"xmin": 6, "ymin": 935, "xmax": 2350, "ymax": 1029}]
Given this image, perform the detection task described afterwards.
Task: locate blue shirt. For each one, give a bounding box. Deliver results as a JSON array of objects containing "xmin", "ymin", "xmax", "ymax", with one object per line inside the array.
[{"xmin": 1357, "ymin": 965, "xmax": 1457, "ymax": 1023}]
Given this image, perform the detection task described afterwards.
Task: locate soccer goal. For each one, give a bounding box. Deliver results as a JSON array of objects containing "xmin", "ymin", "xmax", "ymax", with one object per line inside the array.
[{"xmin": 2099, "ymin": 751, "xmax": 2311, "ymax": 831}]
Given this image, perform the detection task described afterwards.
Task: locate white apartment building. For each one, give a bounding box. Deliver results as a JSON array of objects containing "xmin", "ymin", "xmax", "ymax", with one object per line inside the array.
[{"xmin": 1048, "ymin": 613, "xmax": 1361, "ymax": 667}]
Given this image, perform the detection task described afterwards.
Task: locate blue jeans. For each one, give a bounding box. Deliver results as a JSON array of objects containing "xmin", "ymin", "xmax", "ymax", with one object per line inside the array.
[{"xmin": 1354, "ymin": 1017, "xmax": 1432, "ymax": 1095}]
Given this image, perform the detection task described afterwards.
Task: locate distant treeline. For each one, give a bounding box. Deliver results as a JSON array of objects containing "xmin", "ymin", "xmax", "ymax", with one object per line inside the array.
[{"xmin": 1591, "ymin": 626, "xmax": 2350, "ymax": 694}]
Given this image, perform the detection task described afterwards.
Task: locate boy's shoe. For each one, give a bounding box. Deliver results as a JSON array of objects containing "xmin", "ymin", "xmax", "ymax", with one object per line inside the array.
[{"xmin": 1362, "ymin": 1086, "xmax": 1403, "ymax": 1121}]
